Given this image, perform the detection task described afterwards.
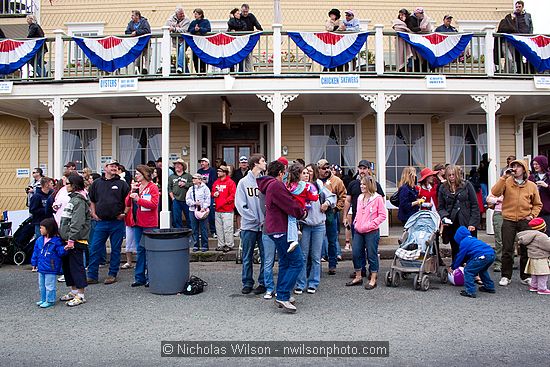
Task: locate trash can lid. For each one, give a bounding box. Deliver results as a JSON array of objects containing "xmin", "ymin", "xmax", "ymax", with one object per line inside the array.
[{"xmin": 143, "ymin": 228, "xmax": 192, "ymax": 239}]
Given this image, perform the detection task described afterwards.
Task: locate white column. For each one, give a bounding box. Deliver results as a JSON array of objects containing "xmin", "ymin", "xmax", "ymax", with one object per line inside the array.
[
  {"xmin": 40, "ymin": 98, "xmax": 78, "ymax": 178},
  {"xmin": 361, "ymin": 93, "xmax": 400, "ymax": 237},
  {"xmin": 257, "ymin": 93, "xmax": 298, "ymax": 159},
  {"xmin": 374, "ymin": 24, "xmax": 384, "ymax": 76},
  {"xmin": 189, "ymin": 121, "xmax": 198, "ymax": 173},
  {"xmin": 146, "ymin": 94, "xmax": 186, "ymax": 229},
  {"xmin": 471, "ymin": 94, "xmax": 510, "ymax": 234},
  {"xmin": 161, "ymin": 26, "xmax": 171, "ymax": 78},
  {"xmin": 483, "ymin": 26, "xmax": 495, "ymax": 78},
  {"xmin": 272, "ymin": 24, "xmax": 283, "ymax": 76},
  {"xmin": 53, "ymin": 30, "xmax": 64, "ymax": 81},
  {"xmin": 533, "ymin": 122, "xmax": 539, "ymax": 157}
]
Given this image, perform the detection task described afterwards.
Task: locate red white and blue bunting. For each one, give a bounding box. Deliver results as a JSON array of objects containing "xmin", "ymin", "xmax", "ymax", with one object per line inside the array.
[
  {"xmin": 0, "ymin": 38, "xmax": 45, "ymax": 75},
  {"xmin": 72, "ymin": 34, "xmax": 151, "ymax": 72},
  {"xmin": 503, "ymin": 34, "xmax": 550, "ymax": 72},
  {"xmin": 182, "ymin": 32, "xmax": 262, "ymax": 69},
  {"xmin": 287, "ymin": 31, "xmax": 368, "ymax": 69},
  {"xmin": 397, "ymin": 32, "xmax": 473, "ymax": 69}
]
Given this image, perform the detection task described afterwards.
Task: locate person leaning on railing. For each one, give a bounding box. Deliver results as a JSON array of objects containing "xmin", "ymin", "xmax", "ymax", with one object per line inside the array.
[
  {"xmin": 165, "ymin": 6, "xmax": 191, "ymax": 74},
  {"xmin": 227, "ymin": 8, "xmax": 247, "ymax": 72},
  {"xmin": 26, "ymin": 15, "xmax": 48, "ymax": 77},
  {"xmin": 124, "ymin": 10, "xmax": 151, "ymax": 74},
  {"xmin": 188, "ymin": 8, "xmax": 211, "ymax": 74}
]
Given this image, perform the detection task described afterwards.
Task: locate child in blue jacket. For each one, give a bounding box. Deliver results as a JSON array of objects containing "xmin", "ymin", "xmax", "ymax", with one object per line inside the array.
[
  {"xmin": 452, "ymin": 226, "xmax": 496, "ymax": 298},
  {"xmin": 31, "ymin": 218, "xmax": 66, "ymax": 308}
]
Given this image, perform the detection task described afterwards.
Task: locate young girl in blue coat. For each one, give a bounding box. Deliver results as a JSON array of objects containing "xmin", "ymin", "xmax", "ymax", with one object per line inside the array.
[{"xmin": 31, "ymin": 218, "xmax": 65, "ymax": 308}]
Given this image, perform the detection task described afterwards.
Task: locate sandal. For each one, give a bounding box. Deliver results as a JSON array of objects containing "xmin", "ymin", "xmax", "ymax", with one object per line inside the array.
[
  {"xmin": 59, "ymin": 293, "xmax": 75, "ymax": 302},
  {"xmin": 475, "ymin": 276, "xmax": 483, "ymax": 285},
  {"xmin": 66, "ymin": 295, "xmax": 86, "ymax": 307},
  {"xmin": 121, "ymin": 263, "xmax": 133, "ymax": 269},
  {"xmin": 344, "ymin": 242, "xmax": 351, "ymax": 251},
  {"xmin": 345, "ymin": 279, "xmax": 363, "ymax": 287}
]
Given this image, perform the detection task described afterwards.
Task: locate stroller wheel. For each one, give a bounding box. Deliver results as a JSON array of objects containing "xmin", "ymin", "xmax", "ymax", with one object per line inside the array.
[
  {"xmin": 413, "ymin": 274, "xmax": 421, "ymax": 290},
  {"xmin": 384, "ymin": 271, "xmax": 392, "ymax": 287},
  {"xmin": 440, "ymin": 268, "xmax": 449, "ymax": 284},
  {"xmin": 421, "ymin": 275, "xmax": 430, "ymax": 291},
  {"xmin": 391, "ymin": 272, "xmax": 400, "ymax": 287},
  {"xmin": 13, "ymin": 251, "xmax": 26, "ymax": 266}
]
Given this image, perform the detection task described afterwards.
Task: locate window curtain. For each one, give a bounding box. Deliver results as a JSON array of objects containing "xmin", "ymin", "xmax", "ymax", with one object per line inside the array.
[
  {"xmin": 470, "ymin": 125, "xmax": 488, "ymax": 158},
  {"xmin": 342, "ymin": 136, "xmax": 356, "ymax": 170},
  {"xmin": 385, "ymin": 134, "xmax": 397, "ymax": 164},
  {"xmin": 148, "ymin": 130, "xmax": 162, "ymax": 161},
  {"xmin": 119, "ymin": 129, "xmax": 141, "ymax": 170},
  {"xmin": 411, "ymin": 136, "xmax": 426, "ymax": 168},
  {"xmin": 310, "ymin": 135, "xmax": 330, "ymax": 164},
  {"xmin": 449, "ymin": 125, "xmax": 464, "ymax": 165},
  {"xmin": 81, "ymin": 129, "xmax": 98, "ymax": 172},
  {"xmin": 62, "ymin": 130, "xmax": 80, "ymax": 167}
]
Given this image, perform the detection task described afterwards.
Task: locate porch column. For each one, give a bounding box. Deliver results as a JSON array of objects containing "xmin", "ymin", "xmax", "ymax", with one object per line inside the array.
[
  {"xmin": 471, "ymin": 94, "xmax": 510, "ymax": 234},
  {"xmin": 257, "ymin": 93, "xmax": 298, "ymax": 158},
  {"xmin": 361, "ymin": 93, "xmax": 400, "ymax": 237},
  {"xmin": 39, "ymin": 97, "xmax": 78, "ymax": 178},
  {"xmin": 146, "ymin": 94, "xmax": 187, "ymax": 229},
  {"xmin": 53, "ymin": 30, "xmax": 64, "ymax": 81},
  {"xmin": 273, "ymin": 0, "xmax": 282, "ymax": 76}
]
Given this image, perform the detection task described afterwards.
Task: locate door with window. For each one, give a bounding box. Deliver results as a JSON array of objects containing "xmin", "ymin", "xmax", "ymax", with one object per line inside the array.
[{"xmin": 216, "ymin": 143, "xmax": 254, "ymax": 167}]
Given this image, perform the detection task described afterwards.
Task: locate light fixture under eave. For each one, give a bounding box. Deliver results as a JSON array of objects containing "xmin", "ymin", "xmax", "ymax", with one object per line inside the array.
[{"xmin": 221, "ymin": 96, "xmax": 231, "ymax": 128}]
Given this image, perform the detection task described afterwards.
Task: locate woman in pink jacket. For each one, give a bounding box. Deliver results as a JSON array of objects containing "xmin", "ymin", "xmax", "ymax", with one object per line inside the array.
[{"xmin": 346, "ymin": 176, "xmax": 387, "ymax": 289}]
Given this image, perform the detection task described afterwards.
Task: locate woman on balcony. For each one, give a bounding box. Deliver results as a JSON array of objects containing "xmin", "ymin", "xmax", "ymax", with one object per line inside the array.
[
  {"xmin": 227, "ymin": 8, "xmax": 247, "ymax": 72},
  {"xmin": 188, "ymin": 8, "xmax": 211, "ymax": 74},
  {"xmin": 26, "ymin": 15, "xmax": 48, "ymax": 77}
]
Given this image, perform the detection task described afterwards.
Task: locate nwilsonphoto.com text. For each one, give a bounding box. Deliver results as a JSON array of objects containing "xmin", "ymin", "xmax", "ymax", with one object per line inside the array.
[{"xmin": 161, "ymin": 341, "xmax": 389, "ymax": 358}]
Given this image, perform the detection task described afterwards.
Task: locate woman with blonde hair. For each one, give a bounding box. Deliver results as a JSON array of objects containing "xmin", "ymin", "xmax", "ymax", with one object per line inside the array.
[
  {"xmin": 397, "ymin": 167, "xmax": 420, "ymax": 223},
  {"xmin": 438, "ymin": 165, "xmax": 480, "ymax": 263}
]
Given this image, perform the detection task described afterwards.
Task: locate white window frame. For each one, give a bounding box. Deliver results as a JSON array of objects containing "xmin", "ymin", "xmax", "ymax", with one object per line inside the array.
[
  {"xmin": 113, "ymin": 118, "xmax": 162, "ymax": 173},
  {"xmin": 66, "ymin": 23, "xmax": 105, "ymax": 65},
  {"xmin": 304, "ymin": 115, "xmax": 361, "ymax": 172},
  {"xmin": 444, "ymin": 116, "xmax": 487, "ymax": 176},
  {"xmin": 385, "ymin": 115, "xmax": 431, "ymax": 190}
]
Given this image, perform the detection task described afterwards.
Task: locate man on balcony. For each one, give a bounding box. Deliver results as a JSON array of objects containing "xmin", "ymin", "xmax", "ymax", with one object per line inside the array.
[
  {"xmin": 497, "ymin": 1, "xmax": 533, "ymax": 73},
  {"xmin": 166, "ymin": 6, "xmax": 191, "ymax": 74},
  {"xmin": 435, "ymin": 15, "xmax": 457, "ymax": 33},
  {"xmin": 26, "ymin": 15, "xmax": 48, "ymax": 77},
  {"xmin": 240, "ymin": 3, "xmax": 263, "ymax": 72},
  {"xmin": 125, "ymin": 10, "xmax": 151, "ymax": 74}
]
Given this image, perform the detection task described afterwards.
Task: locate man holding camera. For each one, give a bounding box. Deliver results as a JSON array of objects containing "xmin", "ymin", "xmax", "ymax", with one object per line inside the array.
[
  {"xmin": 26, "ymin": 168, "xmax": 44, "ymax": 206},
  {"xmin": 491, "ymin": 159, "xmax": 541, "ymax": 287}
]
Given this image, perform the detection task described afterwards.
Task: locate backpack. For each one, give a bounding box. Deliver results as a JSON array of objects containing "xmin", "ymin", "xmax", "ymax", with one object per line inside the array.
[
  {"xmin": 390, "ymin": 187, "xmax": 400, "ymax": 207},
  {"xmin": 182, "ymin": 275, "xmax": 208, "ymax": 295}
]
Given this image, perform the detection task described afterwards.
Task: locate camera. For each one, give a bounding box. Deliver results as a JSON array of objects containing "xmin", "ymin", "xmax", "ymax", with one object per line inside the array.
[{"xmin": 505, "ymin": 168, "xmax": 515, "ymax": 175}]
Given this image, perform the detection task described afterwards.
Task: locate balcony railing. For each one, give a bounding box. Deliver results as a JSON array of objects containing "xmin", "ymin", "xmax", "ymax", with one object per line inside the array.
[{"xmin": 1, "ymin": 26, "xmax": 547, "ymax": 82}]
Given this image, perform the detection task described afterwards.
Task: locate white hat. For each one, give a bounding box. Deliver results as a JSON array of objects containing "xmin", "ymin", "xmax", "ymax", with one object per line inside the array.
[{"xmin": 199, "ymin": 157, "xmax": 210, "ymax": 164}]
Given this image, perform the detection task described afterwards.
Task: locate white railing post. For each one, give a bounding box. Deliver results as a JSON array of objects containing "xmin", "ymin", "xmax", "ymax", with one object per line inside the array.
[
  {"xmin": 162, "ymin": 26, "xmax": 171, "ymax": 78},
  {"xmin": 272, "ymin": 24, "xmax": 282, "ymax": 76},
  {"xmin": 53, "ymin": 29, "xmax": 64, "ymax": 81},
  {"xmin": 374, "ymin": 24, "xmax": 384, "ymax": 76},
  {"xmin": 484, "ymin": 26, "xmax": 495, "ymax": 77}
]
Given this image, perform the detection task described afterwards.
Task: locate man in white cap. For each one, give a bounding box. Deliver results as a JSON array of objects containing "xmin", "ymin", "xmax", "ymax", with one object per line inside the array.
[
  {"xmin": 197, "ymin": 158, "xmax": 217, "ymax": 237},
  {"xmin": 341, "ymin": 9, "xmax": 360, "ymax": 31}
]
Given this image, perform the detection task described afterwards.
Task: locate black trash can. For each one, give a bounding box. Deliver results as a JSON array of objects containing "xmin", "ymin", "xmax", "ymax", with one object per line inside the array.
[{"xmin": 143, "ymin": 228, "xmax": 192, "ymax": 295}]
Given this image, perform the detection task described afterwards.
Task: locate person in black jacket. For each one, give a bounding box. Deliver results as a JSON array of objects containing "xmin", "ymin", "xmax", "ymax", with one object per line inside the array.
[
  {"xmin": 240, "ymin": 3, "xmax": 262, "ymax": 72},
  {"xmin": 227, "ymin": 8, "xmax": 247, "ymax": 72},
  {"xmin": 29, "ymin": 176, "xmax": 54, "ymax": 239},
  {"xmin": 438, "ymin": 165, "xmax": 480, "ymax": 263},
  {"xmin": 124, "ymin": 10, "xmax": 151, "ymax": 74},
  {"xmin": 26, "ymin": 15, "xmax": 48, "ymax": 77}
]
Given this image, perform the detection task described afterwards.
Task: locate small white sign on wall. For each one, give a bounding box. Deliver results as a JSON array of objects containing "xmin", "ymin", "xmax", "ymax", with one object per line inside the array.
[
  {"xmin": 16, "ymin": 168, "xmax": 30, "ymax": 178},
  {"xmin": 99, "ymin": 78, "xmax": 138, "ymax": 92},
  {"xmin": 426, "ymin": 75, "xmax": 447, "ymax": 89},
  {"xmin": 320, "ymin": 74, "xmax": 360, "ymax": 88},
  {"xmin": 0, "ymin": 81, "xmax": 13, "ymax": 94},
  {"xmin": 534, "ymin": 76, "xmax": 550, "ymax": 89}
]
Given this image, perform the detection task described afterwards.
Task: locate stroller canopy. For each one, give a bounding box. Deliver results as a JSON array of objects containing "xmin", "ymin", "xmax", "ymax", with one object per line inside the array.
[{"xmin": 399, "ymin": 211, "xmax": 441, "ymax": 253}]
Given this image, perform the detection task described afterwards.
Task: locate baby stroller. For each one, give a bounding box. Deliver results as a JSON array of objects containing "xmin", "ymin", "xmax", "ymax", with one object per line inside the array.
[
  {"xmin": 385, "ymin": 210, "xmax": 448, "ymax": 291},
  {"xmin": 0, "ymin": 217, "xmax": 36, "ymax": 265}
]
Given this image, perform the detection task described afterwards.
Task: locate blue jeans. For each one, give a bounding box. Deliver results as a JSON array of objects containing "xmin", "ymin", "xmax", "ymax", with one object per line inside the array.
[
  {"xmin": 352, "ymin": 230, "xmax": 380, "ymax": 273},
  {"xmin": 296, "ymin": 224, "xmax": 324, "ymax": 290},
  {"xmin": 463, "ymin": 253, "xmax": 495, "ymax": 295},
  {"xmin": 134, "ymin": 226, "xmax": 156, "ymax": 284},
  {"xmin": 271, "ymin": 233, "xmax": 304, "ymax": 302},
  {"xmin": 262, "ymin": 233, "xmax": 276, "ymax": 293},
  {"xmin": 288, "ymin": 216, "xmax": 298, "ymax": 243},
  {"xmin": 172, "ymin": 199, "xmax": 190, "ymax": 229},
  {"xmin": 87, "ymin": 219, "xmax": 125, "ymax": 280},
  {"xmin": 177, "ymin": 43, "xmax": 190, "ymax": 72},
  {"xmin": 38, "ymin": 273, "xmax": 57, "ymax": 303},
  {"xmin": 241, "ymin": 230, "xmax": 264, "ymax": 288},
  {"xmin": 189, "ymin": 212, "xmax": 209, "ymax": 250},
  {"xmin": 480, "ymin": 183, "xmax": 488, "ymax": 206},
  {"xmin": 325, "ymin": 216, "xmax": 339, "ymax": 269}
]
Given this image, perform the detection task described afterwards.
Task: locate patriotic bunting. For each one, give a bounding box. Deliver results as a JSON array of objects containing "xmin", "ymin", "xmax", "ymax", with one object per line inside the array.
[
  {"xmin": 503, "ymin": 34, "xmax": 550, "ymax": 72},
  {"xmin": 287, "ymin": 31, "xmax": 368, "ymax": 69},
  {"xmin": 397, "ymin": 32, "xmax": 473, "ymax": 69},
  {"xmin": 0, "ymin": 38, "xmax": 46, "ymax": 75},
  {"xmin": 72, "ymin": 34, "xmax": 151, "ymax": 72},
  {"xmin": 182, "ymin": 32, "xmax": 262, "ymax": 69}
]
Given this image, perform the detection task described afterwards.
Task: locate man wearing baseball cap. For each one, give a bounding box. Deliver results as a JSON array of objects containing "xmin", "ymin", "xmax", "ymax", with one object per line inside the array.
[
  {"xmin": 64, "ymin": 161, "xmax": 77, "ymax": 172},
  {"xmin": 197, "ymin": 158, "xmax": 217, "ymax": 237},
  {"xmin": 343, "ymin": 159, "xmax": 385, "ymax": 278},
  {"xmin": 342, "ymin": 10, "xmax": 360, "ymax": 31},
  {"xmin": 435, "ymin": 15, "xmax": 457, "ymax": 33}
]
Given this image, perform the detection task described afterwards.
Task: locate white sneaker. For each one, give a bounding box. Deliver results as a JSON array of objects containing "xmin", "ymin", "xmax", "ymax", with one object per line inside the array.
[
  {"xmin": 212, "ymin": 233, "xmax": 218, "ymax": 239},
  {"xmin": 57, "ymin": 275, "xmax": 65, "ymax": 282},
  {"xmin": 306, "ymin": 287, "xmax": 316, "ymax": 294},
  {"xmin": 263, "ymin": 291, "xmax": 274, "ymax": 299},
  {"xmin": 233, "ymin": 230, "xmax": 241, "ymax": 237},
  {"xmin": 519, "ymin": 277, "xmax": 531, "ymax": 286},
  {"xmin": 287, "ymin": 241, "xmax": 299, "ymax": 253},
  {"xmin": 176, "ymin": 67, "xmax": 183, "ymax": 74},
  {"xmin": 294, "ymin": 288, "xmax": 303, "ymax": 295},
  {"xmin": 499, "ymin": 277, "xmax": 511, "ymax": 286}
]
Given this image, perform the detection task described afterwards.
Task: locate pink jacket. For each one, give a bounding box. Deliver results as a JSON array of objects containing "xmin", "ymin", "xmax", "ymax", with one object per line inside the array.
[{"xmin": 354, "ymin": 193, "xmax": 387, "ymax": 234}]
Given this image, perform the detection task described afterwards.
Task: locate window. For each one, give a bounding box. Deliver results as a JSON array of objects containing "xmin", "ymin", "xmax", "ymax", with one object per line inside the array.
[
  {"xmin": 448, "ymin": 124, "xmax": 487, "ymax": 177},
  {"xmin": 386, "ymin": 124, "xmax": 426, "ymax": 189},
  {"xmin": 62, "ymin": 129, "xmax": 99, "ymax": 172},
  {"xmin": 310, "ymin": 124, "xmax": 356, "ymax": 174},
  {"xmin": 119, "ymin": 128, "xmax": 161, "ymax": 173},
  {"xmin": 66, "ymin": 23, "xmax": 105, "ymax": 65}
]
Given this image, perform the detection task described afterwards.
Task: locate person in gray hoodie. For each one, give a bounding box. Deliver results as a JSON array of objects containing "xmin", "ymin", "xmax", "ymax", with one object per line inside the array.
[{"xmin": 235, "ymin": 154, "xmax": 267, "ymax": 294}]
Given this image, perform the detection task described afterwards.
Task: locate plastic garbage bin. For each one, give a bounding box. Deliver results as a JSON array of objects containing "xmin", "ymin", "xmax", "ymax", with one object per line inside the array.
[{"xmin": 143, "ymin": 228, "xmax": 192, "ymax": 295}]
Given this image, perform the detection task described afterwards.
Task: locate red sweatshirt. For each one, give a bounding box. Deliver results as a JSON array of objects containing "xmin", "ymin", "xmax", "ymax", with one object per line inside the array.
[
  {"xmin": 288, "ymin": 181, "xmax": 319, "ymax": 209},
  {"xmin": 212, "ymin": 177, "xmax": 236, "ymax": 212},
  {"xmin": 125, "ymin": 181, "xmax": 159, "ymax": 228}
]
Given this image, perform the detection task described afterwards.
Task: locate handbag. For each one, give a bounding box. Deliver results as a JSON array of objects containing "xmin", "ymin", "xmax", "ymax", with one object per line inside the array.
[
  {"xmin": 182, "ymin": 275, "xmax": 208, "ymax": 295},
  {"xmin": 390, "ymin": 188, "xmax": 400, "ymax": 207},
  {"xmin": 192, "ymin": 186, "xmax": 210, "ymax": 220}
]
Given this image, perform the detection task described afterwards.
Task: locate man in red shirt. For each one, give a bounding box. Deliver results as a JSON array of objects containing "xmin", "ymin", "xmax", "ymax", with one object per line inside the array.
[{"xmin": 212, "ymin": 165, "xmax": 237, "ymax": 252}]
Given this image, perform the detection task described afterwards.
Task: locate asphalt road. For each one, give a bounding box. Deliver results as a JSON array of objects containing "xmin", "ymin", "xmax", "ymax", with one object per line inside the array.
[{"xmin": 1, "ymin": 259, "xmax": 548, "ymax": 367}]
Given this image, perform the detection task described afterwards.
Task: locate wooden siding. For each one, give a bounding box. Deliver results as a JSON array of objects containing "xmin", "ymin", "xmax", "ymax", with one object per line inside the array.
[
  {"xmin": 282, "ymin": 116, "xmax": 304, "ymax": 162},
  {"xmin": 431, "ymin": 117, "xmax": 446, "ymax": 167},
  {"xmin": 40, "ymin": 1, "xmax": 512, "ymax": 35},
  {"xmin": 361, "ymin": 115, "xmax": 376, "ymax": 163},
  {"xmin": 101, "ymin": 123, "xmax": 112, "ymax": 156},
  {"xmin": 38, "ymin": 120, "xmax": 49, "ymax": 171},
  {"xmin": 170, "ymin": 117, "xmax": 190, "ymax": 158},
  {"xmin": 499, "ymin": 115, "xmax": 516, "ymax": 166},
  {"xmin": 0, "ymin": 116, "xmax": 30, "ymax": 211}
]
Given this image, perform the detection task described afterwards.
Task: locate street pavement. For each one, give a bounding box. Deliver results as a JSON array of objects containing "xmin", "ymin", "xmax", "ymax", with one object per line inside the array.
[{"xmin": 1, "ymin": 259, "xmax": 548, "ymax": 367}]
